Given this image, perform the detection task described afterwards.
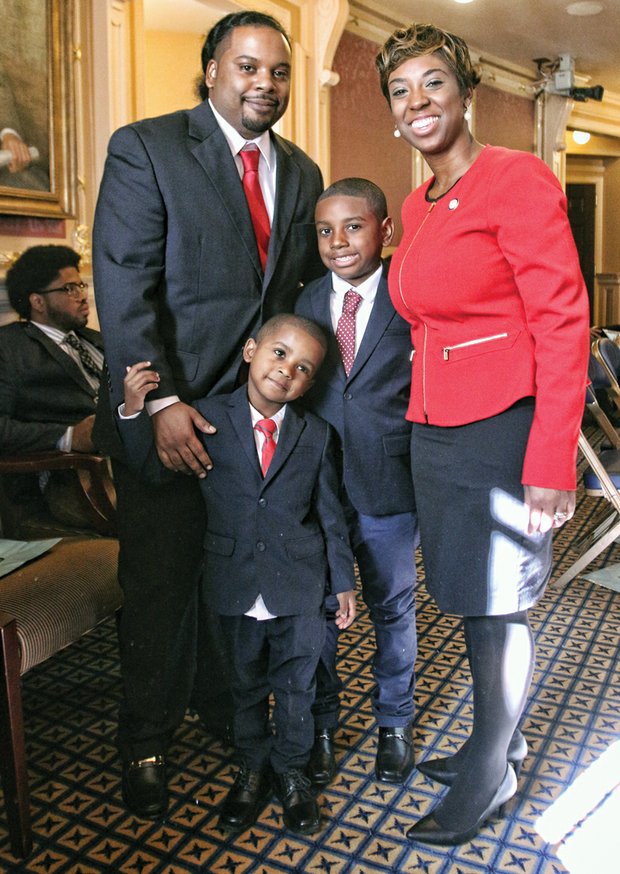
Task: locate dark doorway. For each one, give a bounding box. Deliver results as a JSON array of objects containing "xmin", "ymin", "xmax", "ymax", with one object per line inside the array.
[{"xmin": 567, "ymin": 183, "xmax": 596, "ymax": 314}]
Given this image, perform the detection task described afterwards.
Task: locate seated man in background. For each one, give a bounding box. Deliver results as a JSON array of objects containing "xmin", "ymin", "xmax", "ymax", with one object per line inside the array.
[{"xmin": 0, "ymin": 245, "xmax": 104, "ymax": 527}]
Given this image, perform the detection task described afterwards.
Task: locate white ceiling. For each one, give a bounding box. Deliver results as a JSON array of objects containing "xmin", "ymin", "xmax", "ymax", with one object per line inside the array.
[{"xmin": 142, "ymin": 0, "xmax": 620, "ymax": 96}]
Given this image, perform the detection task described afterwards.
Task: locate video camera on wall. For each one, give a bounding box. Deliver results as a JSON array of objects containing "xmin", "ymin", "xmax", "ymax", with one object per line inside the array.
[{"xmin": 534, "ymin": 54, "xmax": 604, "ymax": 102}]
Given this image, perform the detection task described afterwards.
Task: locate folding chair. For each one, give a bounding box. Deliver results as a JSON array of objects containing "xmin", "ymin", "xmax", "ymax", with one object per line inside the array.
[
  {"xmin": 591, "ymin": 336, "xmax": 620, "ymax": 417},
  {"xmin": 553, "ymin": 385, "xmax": 620, "ymax": 588}
]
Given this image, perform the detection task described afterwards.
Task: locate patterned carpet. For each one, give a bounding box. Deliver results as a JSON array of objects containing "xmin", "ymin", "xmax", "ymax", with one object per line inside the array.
[{"xmin": 1, "ymin": 459, "xmax": 619, "ymax": 873}]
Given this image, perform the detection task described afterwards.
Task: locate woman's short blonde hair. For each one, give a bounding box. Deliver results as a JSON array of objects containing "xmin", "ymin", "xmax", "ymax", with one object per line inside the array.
[{"xmin": 375, "ymin": 23, "xmax": 481, "ymax": 101}]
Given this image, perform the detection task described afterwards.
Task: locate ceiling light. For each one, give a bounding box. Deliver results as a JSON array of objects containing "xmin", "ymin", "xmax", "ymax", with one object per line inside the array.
[
  {"xmin": 453, "ymin": 0, "xmax": 475, "ymax": 4},
  {"xmin": 572, "ymin": 130, "xmax": 591, "ymax": 144},
  {"xmin": 566, "ymin": 2, "xmax": 604, "ymax": 15}
]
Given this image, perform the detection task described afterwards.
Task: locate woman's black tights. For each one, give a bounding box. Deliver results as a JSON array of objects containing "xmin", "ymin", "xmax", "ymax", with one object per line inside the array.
[{"xmin": 433, "ymin": 610, "xmax": 535, "ymax": 830}]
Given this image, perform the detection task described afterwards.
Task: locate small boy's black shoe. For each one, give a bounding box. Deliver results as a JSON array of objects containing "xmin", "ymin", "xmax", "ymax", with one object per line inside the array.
[
  {"xmin": 218, "ymin": 765, "xmax": 271, "ymax": 833},
  {"xmin": 307, "ymin": 728, "xmax": 335, "ymax": 786},
  {"xmin": 274, "ymin": 769, "xmax": 321, "ymax": 834}
]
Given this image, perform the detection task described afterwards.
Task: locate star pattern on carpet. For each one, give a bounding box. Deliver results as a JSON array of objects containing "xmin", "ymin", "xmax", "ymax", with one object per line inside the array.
[{"xmin": 2, "ymin": 468, "xmax": 618, "ymax": 872}]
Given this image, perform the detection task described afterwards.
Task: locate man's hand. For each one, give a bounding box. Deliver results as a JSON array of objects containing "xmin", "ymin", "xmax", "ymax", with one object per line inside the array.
[
  {"xmin": 72, "ymin": 415, "xmax": 96, "ymax": 452},
  {"xmin": 2, "ymin": 132, "xmax": 32, "ymax": 173},
  {"xmin": 152, "ymin": 401, "xmax": 216, "ymax": 477},
  {"xmin": 335, "ymin": 590, "xmax": 356, "ymax": 629},
  {"xmin": 524, "ymin": 485, "xmax": 576, "ymax": 534}
]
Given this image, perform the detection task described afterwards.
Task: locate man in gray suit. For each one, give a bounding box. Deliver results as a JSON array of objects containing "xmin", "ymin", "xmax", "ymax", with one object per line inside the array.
[{"xmin": 92, "ymin": 10, "xmax": 323, "ymax": 819}]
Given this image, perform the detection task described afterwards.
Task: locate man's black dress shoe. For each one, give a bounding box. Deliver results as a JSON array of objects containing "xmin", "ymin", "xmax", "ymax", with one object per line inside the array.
[
  {"xmin": 406, "ymin": 764, "xmax": 517, "ymax": 845},
  {"xmin": 307, "ymin": 728, "xmax": 335, "ymax": 786},
  {"xmin": 375, "ymin": 725, "xmax": 415, "ymax": 783},
  {"xmin": 417, "ymin": 729, "xmax": 528, "ymax": 786},
  {"xmin": 218, "ymin": 765, "xmax": 271, "ymax": 833},
  {"xmin": 274, "ymin": 769, "xmax": 321, "ymax": 834},
  {"xmin": 122, "ymin": 755, "xmax": 168, "ymax": 819}
]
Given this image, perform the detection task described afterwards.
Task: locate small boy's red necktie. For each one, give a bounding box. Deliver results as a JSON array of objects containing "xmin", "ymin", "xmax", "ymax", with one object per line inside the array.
[
  {"xmin": 336, "ymin": 289, "xmax": 363, "ymax": 376},
  {"xmin": 240, "ymin": 145, "xmax": 270, "ymax": 271},
  {"xmin": 255, "ymin": 418, "xmax": 277, "ymax": 475}
]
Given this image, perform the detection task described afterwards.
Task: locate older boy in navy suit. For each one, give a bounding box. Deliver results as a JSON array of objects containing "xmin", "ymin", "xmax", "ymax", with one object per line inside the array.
[
  {"xmin": 295, "ymin": 178, "xmax": 418, "ymax": 785},
  {"xmin": 120, "ymin": 314, "xmax": 356, "ymax": 836}
]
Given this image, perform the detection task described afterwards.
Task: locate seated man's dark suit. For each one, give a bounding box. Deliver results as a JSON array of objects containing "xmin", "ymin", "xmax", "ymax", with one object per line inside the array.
[
  {"xmin": 0, "ymin": 320, "xmax": 100, "ymax": 453},
  {"xmin": 295, "ymin": 260, "xmax": 419, "ymax": 729},
  {"xmin": 0, "ymin": 320, "xmax": 102, "ymax": 516},
  {"xmin": 120, "ymin": 384, "xmax": 355, "ymax": 775}
]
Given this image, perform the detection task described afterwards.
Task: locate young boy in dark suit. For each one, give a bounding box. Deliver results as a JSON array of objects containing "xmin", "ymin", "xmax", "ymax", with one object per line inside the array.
[
  {"xmin": 295, "ymin": 178, "xmax": 419, "ymax": 786},
  {"xmin": 120, "ymin": 314, "xmax": 356, "ymax": 836}
]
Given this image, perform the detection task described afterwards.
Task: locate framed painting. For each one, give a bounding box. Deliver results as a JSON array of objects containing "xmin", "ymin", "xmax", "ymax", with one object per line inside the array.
[{"xmin": 0, "ymin": 0, "xmax": 75, "ymax": 218}]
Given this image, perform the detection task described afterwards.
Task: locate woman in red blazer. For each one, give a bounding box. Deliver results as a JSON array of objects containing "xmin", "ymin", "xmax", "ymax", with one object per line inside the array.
[{"xmin": 376, "ymin": 23, "xmax": 589, "ymax": 846}]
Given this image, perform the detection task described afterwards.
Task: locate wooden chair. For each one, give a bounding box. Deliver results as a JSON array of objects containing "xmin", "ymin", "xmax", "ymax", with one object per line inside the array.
[
  {"xmin": 0, "ymin": 450, "xmax": 117, "ymax": 539},
  {"xmin": 0, "ymin": 538, "xmax": 122, "ymax": 858},
  {"xmin": 0, "ymin": 452, "xmax": 121, "ymax": 858}
]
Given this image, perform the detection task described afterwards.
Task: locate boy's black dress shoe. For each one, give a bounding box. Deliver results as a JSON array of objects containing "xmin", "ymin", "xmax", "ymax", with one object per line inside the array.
[
  {"xmin": 122, "ymin": 755, "xmax": 168, "ymax": 819},
  {"xmin": 274, "ymin": 769, "xmax": 321, "ymax": 834},
  {"xmin": 307, "ymin": 728, "xmax": 335, "ymax": 786},
  {"xmin": 218, "ymin": 766, "xmax": 272, "ymax": 833},
  {"xmin": 375, "ymin": 725, "xmax": 415, "ymax": 783}
]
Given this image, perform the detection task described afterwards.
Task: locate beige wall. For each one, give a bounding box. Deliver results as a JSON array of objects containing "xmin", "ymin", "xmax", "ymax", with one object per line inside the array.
[
  {"xmin": 603, "ymin": 158, "xmax": 620, "ymax": 273},
  {"xmin": 330, "ymin": 30, "xmax": 412, "ymax": 244},
  {"xmin": 475, "ymin": 85, "xmax": 535, "ymax": 153},
  {"xmin": 144, "ymin": 30, "xmax": 203, "ymax": 118}
]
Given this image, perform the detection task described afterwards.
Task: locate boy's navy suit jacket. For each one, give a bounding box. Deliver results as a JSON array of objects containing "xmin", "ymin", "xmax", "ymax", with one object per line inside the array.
[
  {"xmin": 119, "ymin": 384, "xmax": 355, "ymax": 617},
  {"xmin": 295, "ymin": 261, "xmax": 415, "ymax": 516}
]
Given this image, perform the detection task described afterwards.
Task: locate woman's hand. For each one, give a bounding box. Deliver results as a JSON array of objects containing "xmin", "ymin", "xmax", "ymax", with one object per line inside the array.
[{"xmin": 524, "ymin": 485, "xmax": 576, "ymax": 534}]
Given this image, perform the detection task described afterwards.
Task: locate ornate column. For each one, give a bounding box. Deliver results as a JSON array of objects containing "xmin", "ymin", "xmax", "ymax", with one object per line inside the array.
[{"xmin": 536, "ymin": 91, "xmax": 574, "ymax": 183}]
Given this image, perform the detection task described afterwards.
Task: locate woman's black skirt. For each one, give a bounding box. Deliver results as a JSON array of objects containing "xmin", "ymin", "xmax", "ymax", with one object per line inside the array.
[{"xmin": 410, "ymin": 400, "xmax": 552, "ymax": 616}]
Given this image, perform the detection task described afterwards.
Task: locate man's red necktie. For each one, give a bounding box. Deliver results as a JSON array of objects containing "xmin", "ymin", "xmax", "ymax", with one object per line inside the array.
[{"xmin": 240, "ymin": 145, "xmax": 270, "ymax": 271}]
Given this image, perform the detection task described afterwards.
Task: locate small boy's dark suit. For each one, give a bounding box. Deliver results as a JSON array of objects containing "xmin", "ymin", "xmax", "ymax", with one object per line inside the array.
[
  {"xmin": 120, "ymin": 384, "xmax": 355, "ymax": 774},
  {"xmin": 295, "ymin": 260, "xmax": 418, "ymax": 729}
]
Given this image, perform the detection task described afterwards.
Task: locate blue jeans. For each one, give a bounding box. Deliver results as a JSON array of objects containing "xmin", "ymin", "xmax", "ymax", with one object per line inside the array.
[{"xmin": 312, "ymin": 507, "xmax": 419, "ymax": 729}]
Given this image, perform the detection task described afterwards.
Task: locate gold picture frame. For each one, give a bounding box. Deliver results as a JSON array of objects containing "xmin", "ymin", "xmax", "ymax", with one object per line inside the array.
[{"xmin": 0, "ymin": 0, "xmax": 75, "ymax": 218}]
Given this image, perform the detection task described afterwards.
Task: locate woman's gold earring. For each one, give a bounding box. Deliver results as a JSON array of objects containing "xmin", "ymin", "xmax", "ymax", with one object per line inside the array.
[
  {"xmin": 393, "ymin": 127, "xmax": 401, "ymax": 138},
  {"xmin": 464, "ymin": 106, "xmax": 472, "ymax": 122}
]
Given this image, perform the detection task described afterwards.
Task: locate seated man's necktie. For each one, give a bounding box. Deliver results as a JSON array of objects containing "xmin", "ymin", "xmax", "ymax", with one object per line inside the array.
[{"xmin": 64, "ymin": 333, "xmax": 102, "ymax": 386}]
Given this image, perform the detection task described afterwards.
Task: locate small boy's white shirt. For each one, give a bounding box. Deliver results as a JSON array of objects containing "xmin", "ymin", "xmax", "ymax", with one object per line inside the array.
[
  {"xmin": 245, "ymin": 402, "xmax": 286, "ymax": 621},
  {"xmin": 329, "ymin": 263, "xmax": 383, "ymax": 355}
]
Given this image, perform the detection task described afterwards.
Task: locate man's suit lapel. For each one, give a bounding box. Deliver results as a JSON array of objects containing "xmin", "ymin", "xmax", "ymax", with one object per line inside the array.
[
  {"xmin": 265, "ymin": 134, "xmax": 301, "ymax": 287},
  {"xmin": 188, "ymin": 102, "xmax": 263, "ymax": 278},
  {"xmin": 25, "ymin": 322, "xmax": 96, "ymax": 397}
]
